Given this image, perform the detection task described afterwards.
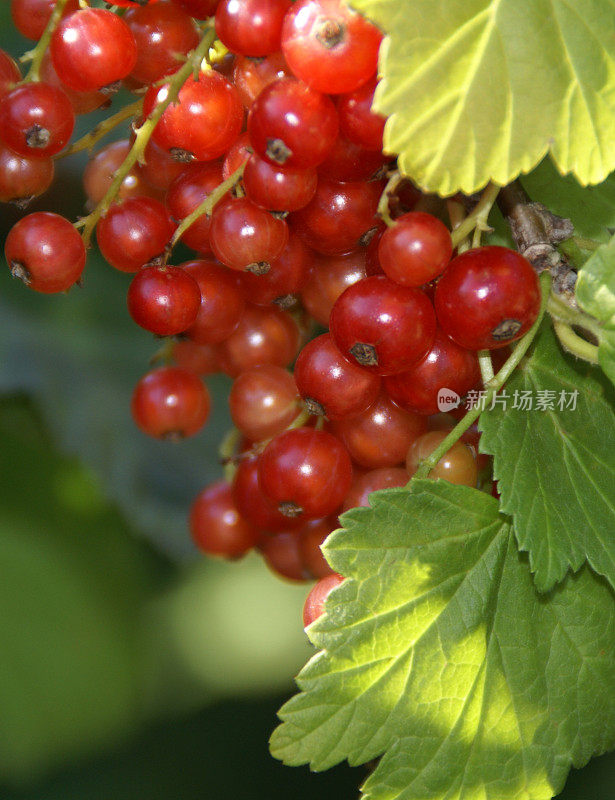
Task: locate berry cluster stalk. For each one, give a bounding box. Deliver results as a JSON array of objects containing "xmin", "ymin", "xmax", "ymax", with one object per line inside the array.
[{"xmin": 23, "ymin": 0, "xmax": 71, "ymax": 82}]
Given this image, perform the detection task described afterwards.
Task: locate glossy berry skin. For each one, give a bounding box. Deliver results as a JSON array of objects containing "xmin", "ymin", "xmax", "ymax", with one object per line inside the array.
[
  {"xmin": 0, "ymin": 143, "xmax": 54, "ymax": 204},
  {"xmin": 330, "ymin": 391, "xmax": 427, "ymax": 469},
  {"xmin": 172, "ymin": 0, "xmax": 219, "ymax": 17},
  {"xmin": 215, "ymin": 0, "xmax": 291, "ymax": 57},
  {"xmin": 141, "ymin": 137, "xmax": 187, "ymax": 192},
  {"xmin": 406, "ymin": 430, "xmax": 478, "ymax": 488},
  {"xmin": 384, "ymin": 328, "xmax": 481, "ymax": 416},
  {"xmin": 84, "ymin": 140, "xmax": 157, "ymax": 206},
  {"xmin": 0, "ymin": 83, "xmax": 75, "ymax": 159},
  {"xmin": 248, "ymin": 78, "xmax": 339, "ymax": 169},
  {"xmin": 182, "ymin": 259, "xmax": 246, "ymax": 344},
  {"xmin": 50, "ymin": 9, "xmax": 138, "ymax": 92},
  {"xmin": 298, "ymin": 516, "xmax": 337, "ymax": 578},
  {"xmin": 260, "ymin": 531, "xmax": 309, "ymax": 581},
  {"xmin": 172, "ymin": 339, "xmax": 220, "ymax": 376},
  {"xmin": 0, "ymin": 50, "xmax": 21, "ymax": 102},
  {"xmin": 330, "ymin": 275, "xmax": 437, "ymax": 375},
  {"xmin": 378, "ymin": 212, "xmax": 453, "ymax": 288},
  {"xmin": 435, "ymin": 246, "xmax": 541, "ymax": 350},
  {"xmin": 5, "ymin": 212, "xmax": 86, "ymax": 293},
  {"xmin": 294, "ymin": 332, "xmax": 381, "ymax": 420},
  {"xmin": 291, "ymin": 178, "xmax": 383, "ymax": 256},
  {"xmin": 97, "ymin": 197, "xmax": 175, "ymax": 273},
  {"xmin": 124, "ymin": 1, "xmax": 199, "ymax": 85},
  {"xmin": 127, "ymin": 265, "xmax": 201, "ymax": 336},
  {"xmin": 337, "ymin": 76, "xmax": 386, "ymax": 151},
  {"xmin": 39, "ymin": 51, "xmax": 108, "ymax": 115},
  {"xmin": 217, "ymin": 304, "xmax": 300, "ymax": 377},
  {"xmin": 190, "ymin": 480, "xmax": 260, "ymax": 558},
  {"xmin": 238, "ymin": 231, "xmax": 313, "ymax": 306},
  {"xmin": 165, "ymin": 162, "xmax": 228, "ymax": 254},
  {"xmin": 209, "ymin": 197, "xmax": 289, "ymax": 273},
  {"xmin": 233, "ymin": 52, "xmax": 291, "ymax": 108},
  {"xmin": 259, "ymin": 427, "xmax": 352, "ymax": 520},
  {"xmin": 316, "ymin": 133, "xmax": 386, "ymax": 182},
  {"xmin": 229, "ymin": 364, "xmax": 299, "ymax": 442},
  {"xmin": 244, "ymin": 153, "xmax": 318, "ymax": 212},
  {"xmin": 301, "ymin": 249, "xmax": 366, "ymax": 326},
  {"xmin": 10, "ymin": 0, "xmax": 79, "ymax": 41},
  {"xmin": 303, "ymin": 573, "xmax": 344, "ymax": 627},
  {"xmin": 232, "ymin": 454, "xmax": 302, "ymax": 532},
  {"xmin": 144, "ymin": 72, "xmax": 243, "ymax": 161},
  {"xmin": 131, "ymin": 366, "xmax": 210, "ymax": 439},
  {"xmin": 281, "ymin": 0, "xmax": 381, "ymax": 94},
  {"xmin": 342, "ymin": 467, "xmax": 409, "ymax": 512}
]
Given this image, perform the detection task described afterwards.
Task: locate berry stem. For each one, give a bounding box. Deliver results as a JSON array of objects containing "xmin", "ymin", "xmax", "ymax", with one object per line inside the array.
[
  {"xmin": 478, "ymin": 350, "xmax": 494, "ymax": 384},
  {"xmin": 23, "ymin": 0, "xmax": 71, "ymax": 82},
  {"xmin": 413, "ymin": 270, "xmax": 551, "ymax": 480},
  {"xmin": 377, "ymin": 170, "xmax": 404, "ymax": 227},
  {"xmin": 547, "ymin": 291, "xmax": 602, "ymax": 340},
  {"xmin": 449, "ymin": 183, "xmax": 500, "ymax": 249},
  {"xmin": 76, "ymin": 26, "xmax": 217, "ymax": 248},
  {"xmin": 447, "ymin": 196, "xmax": 470, "ymax": 253},
  {"xmin": 57, "ymin": 98, "xmax": 144, "ymax": 159},
  {"xmin": 169, "ymin": 161, "xmax": 247, "ymax": 248},
  {"xmin": 552, "ymin": 321, "xmax": 600, "ymax": 365}
]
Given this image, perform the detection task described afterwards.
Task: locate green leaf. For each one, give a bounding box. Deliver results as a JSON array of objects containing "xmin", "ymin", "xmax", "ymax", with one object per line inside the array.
[
  {"xmin": 576, "ymin": 235, "xmax": 615, "ymax": 384},
  {"xmin": 479, "ymin": 323, "xmax": 615, "ymax": 592},
  {"xmin": 270, "ymin": 481, "xmax": 615, "ymax": 800},
  {"xmin": 350, "ymin": 0, "xmax": 615, "ymax": 195}
]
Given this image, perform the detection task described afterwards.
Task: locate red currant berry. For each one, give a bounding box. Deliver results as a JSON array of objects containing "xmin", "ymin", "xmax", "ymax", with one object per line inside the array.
[
  {"xmin": 0, "ymin": 83, "xmax": 75, "ymax": 159},
  {"xmin": 215, "ymin": 0, "xmax": 291, "ymax": 57},
  {"xmin": 233, "ymin": 454, "xmax": 302, "ymax": 532},
  {"xmin": 384, "ymin": 328, "xmax": 481, "ymax": 416},
  {"xmin": 232, "ymin": 52, "xmax": 291, "ymax": 108},
  {"xmin": 303, "ymin": 572, "xmax": 344, "ymax": 627},
  {"xmin": 97, "ymin": 197, "xmax": 175, "ymax": 273},
  {"xmin": 127, "ymin": 265, "xmax": 201, "ymax": 336},
  {"xmin": 406, "ymin": 430, "xmax": 478, "ymax": 488},
  {"xmin": 291, "ymin": 177, "xmax": 382, "ymax": 256},
  {"xmin": 248, "ymin": 77, "xmax": 338, "ymax": 169},
  {"xmin": 172, "ymin": 0, "xmax": 219, "ymax": 17},
  {"xmin": 0, "ymin": 50, "xmax": 21, "ymax": 102},
  {"xmin": 5, "ymin": 212, "xmax": 86, "ymax": 293},
  {"xmin": 131, "ymin": 365, "xmax": 210, "ymax": 439},
  {"xmin": 209, "ymin": 197, "xmax": 289, "ymax": 273},
  {"xmin": 182, "ymin": 259, "xmax": 246, "ymax": 344},
  {"xmin": 316, "ymin": 133, "xmax": 386, "ymax": 182},
  {"xmin": 281, "ymin": 0, "xmax": 381, "ymax": 94},
  {"xmin": 294, "ymin": 332, "xmax": 381, "ymax": 420},
  {"xmin": 330, "ymin": 390, "xmax": 427, "ymax": 469},
  {"xmin": 342, "ymin": 467, "xmax": 409, "ymax": 512},
  {"xmin": 190, "ymin": 480, "xmax": 260, "ymax": 558},
  {"xmin": 84, "ymin": 141, "xmax": 158, "ymax": 207},
  {"xmin": 337, "ymin": 76, "xmax": 386, "ymax": 150},
  {"xmin": 259, "ymin": 427, "xmax": 352, "ymax": 519},
  {"xmin": 229, "ymin": 364, "xmax": 299, "ymax": 442},
  {"xmin": 141, "ymin": 137, "xmax": 187, "ymax": 192},
  {"xmin": 10, "ymin": 0, "xmax": 79, "ymax": 41},
  {"xmin": 330, "ymin": 275, "xmax": 436, "ymax": 375},
  {"xmin": 124, "ymin": 1, "xmax": 199, "ymax": 85},
  {"xmin": 378, "ymin": 212, "xmax": 453, "ymax": 288},
  {"xmin": 298, "ymin": 516, "xmax": 337, "ymax": 578},
  {"xmin": 172, "ymin": 339, "xmax": 220, "ymax": 375},
  {"xmin": 260, "ymin": 531, "xmax": 310, "ymax": 581},
  {"xmin": 0, "ymin": 143, "xmax": 54, "ymax": 205},
  {"xmin": 238, "ymin": 231, "xmax": 313, "ymax": 307},
  {"xmin": 244, "ymin": 153, "xmax": 318, "ymax": 212},
  {"xmin": 301, "ymin": 249, "xmax": 366, "ymax": 326},
  {"xmin": 144, "ymin": 71, "xmax": 243, "ymax": 162},
  {"xmin": 434, "ymin": 246, "xmax": 541, "ymax": 350},
  {"xmin": 50, "ymin": 8, "xmax": 138, "ymax": 92},
  {"xmin": 217, "ymin": 304, "xmax": 300, "ymax": 376},
  {"xmin": 39, "ymin": 51, "xmax": 108, "ymax": 115}
]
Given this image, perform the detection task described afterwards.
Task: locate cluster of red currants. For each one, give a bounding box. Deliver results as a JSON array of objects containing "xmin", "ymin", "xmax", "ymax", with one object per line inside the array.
[{"xmin": 1, "ymin": 0, "xmax": 541, "ymax": 628}]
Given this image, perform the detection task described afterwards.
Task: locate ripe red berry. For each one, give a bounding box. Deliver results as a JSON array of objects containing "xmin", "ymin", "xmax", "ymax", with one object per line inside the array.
[
  {"xmin": 378, "ymin": 212, "xmax": 453, "ymax": 288},
  {"xmin": 233, "ymin": 454, "xmax": 302, "ymax": 532},
  {"xmin": 190, "ymin": 481, "xmax": 260, "ymax": 558},
  {"xmin": 182, "ymin": 259, "xmax": 246, "ymax": 344},
  {"xmin": 127, "ymin": 265, "xmax": 201, "ymax": 336},
  {"xmin": 39, "ymin": 51, "xmax": 108, "ymax": 115},
  {"xmin": 301, "ymin": 249, "xmax": 366, "ymax": 326},
  {"xmin": 229, "ymin": 364, "xmax": 299, "ymax": 442},
  {"xmin": 434, "ymin": 246, "xmax": 541, "ymax": 350},
  {"xmin": 0, "ymin": 50, "xmax": 21, "ymax": 102},
  {"xmin": 303, "ymin": 572, "xmax": 344, "ymax": 627},
  {"xmin": 97, "ymin": 197, "xmax": 175, "ymax": 273},
  {"xmin": 248, "ymin": 77, "xmax": 339, "ymax": 169},
  {"xmin": 281, "ymin": 0, "xmax": 381, "ymax": 94},
  {"xmin": 172, "ymin": 0, "xmax": 219, "ymax": 17},
  {"xmin": 50, "ymin": 8, "xmax": 138, "ymax": 92},
  {"xmin": 5, "ymin": 211, "xmax": 86, "ymax": 293},
  {"xmin": 406, "ymin": 430, "xmax": 478, "ymax": 488},
  {"xmin": 243, "ymin": 153, "xmax": 318, "ymax": 212},
  {"xmin": 329, "ymin": 275, "xmax": 437, "ymax": 375},
  {"xmin": 294, "ymin": 332, "xmax": 381, "ymax": 420},
  {"xmin": 131, "ymin": 366, "xmax": 210, "ymax": 439},
  {"xmin": 215, "ymin": 0, "xmax": 291, "ymax": 57},
  {"xmin": 337, "ymin": 76, "xmax": 386, "ymax": 151},
  {"xmin": 10, "ymin": 0, "xmax": 79, "ymax": 41},
  {"xmin": 298, "ymin": 516, "xmax": 337, "ymax": 578},
  {"xmin": 144, "ymin": 71, "xmax": 243, "ymax": 162},
  {"xmin": 342, "ymin": 467, "xmax": 409, "ymax": 512},
  {"xmin": 232, "ymin": 52, "xmax": 292, "ymax": 108},
  {"xmin": 259, "ymin": 427, "xmax": 352, "ymax": 520},
  {"xmin": 260, "ymin": 531, "xmax": 310, "ymax": 581},
  {"xmin": 0, "ymin": 83, "xmax": 75, "ymax": 159},
  {"xmin": 0, "ymin": 142, "xmax": 54, "ymax": 204},
  {"xmin": 237, "ymin": 231, "xmax": 313, "ymax": 307}
]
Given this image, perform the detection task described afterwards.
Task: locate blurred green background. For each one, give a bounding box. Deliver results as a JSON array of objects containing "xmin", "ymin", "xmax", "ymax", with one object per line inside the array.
[{"xmin": 0, "ymin": 7, "xmax": 613, "ymax": 798}]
